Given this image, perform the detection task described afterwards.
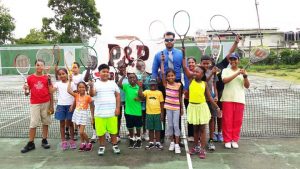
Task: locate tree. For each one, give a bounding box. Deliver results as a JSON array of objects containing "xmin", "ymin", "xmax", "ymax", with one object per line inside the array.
[
  {"xmin": 15, "ymin": 29, "xmax": 51, "ymax": 44},
  {"xmin": 42, "ymin": 0, "xmax": 101, "ymax": 43},
  {"xmin": 0, "ymin": 2, "xmax": 15, "ymax": 44}
]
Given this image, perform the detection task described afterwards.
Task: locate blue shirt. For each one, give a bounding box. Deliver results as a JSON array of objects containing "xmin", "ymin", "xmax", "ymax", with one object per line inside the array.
[{"xmin": 151, "ymin": 48, "xmax": 183, "ymax": 81}]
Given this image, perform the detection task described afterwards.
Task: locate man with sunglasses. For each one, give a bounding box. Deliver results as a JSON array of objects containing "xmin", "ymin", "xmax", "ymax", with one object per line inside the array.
[{"xmin": 152, "ymin": 31, "xmax": 184, "ymax": 145}]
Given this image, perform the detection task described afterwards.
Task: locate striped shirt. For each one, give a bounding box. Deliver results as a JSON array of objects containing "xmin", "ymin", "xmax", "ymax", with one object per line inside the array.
[
  {"xmin": 94, "ymin": 80, "xmax": 120, "ymax": 118},
  {"xmin": 164, "ymin": 82, "xmax": 181, "ymax": 110}
]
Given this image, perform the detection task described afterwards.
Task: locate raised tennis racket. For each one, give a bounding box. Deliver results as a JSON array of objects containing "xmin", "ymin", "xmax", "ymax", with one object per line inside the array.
[
  {"xmin": 36, "ymin": 48, "xmax": 54, "ymax": 74},
  {"xmin": 109, "ymin": 46, "xmax": 126, "ymax": 74},
  {"xmin": 64, "ymin": 50, "xmax": 75, "ymax": 75},
  {"xmin": 53, "ymin": 44, "xmax": 61, "ymax": 66},
  {"xmin": 210, "ymin": 14, "xmax": 241, "ymax": 39},
  {"xmin": 210, "ymin": 34, "xmax": 222, "ymax": 62},
  {"xmin": 80, "ymin": 27, "xmax": 97, "ymax": 47},
  {"xmin": 148, "ymin": 20, "xmax": 166, "ymax": 44},
  {"xmin": 80, "ymin": 46, "xmax": 98, "ymax": 80},
  {"xmin": 173, "ymin": 10, "xmax": 191, "ymax": 49},
  {"xmin": 194, "ymin": 29, "xmax": 209, "ymax": 56},
  {"xmin": 14, "ymin": 54, "xmax": 30, "ymax": 95},
  {"xmin": 125, "ymin": 39, "xmax": 146, "ymax": 66}
]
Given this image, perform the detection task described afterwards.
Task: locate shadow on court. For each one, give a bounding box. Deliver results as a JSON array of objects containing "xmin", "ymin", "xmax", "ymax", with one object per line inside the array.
[{"xmin": 0, "ymin": 138, "xmax": 299, "ymax": 169}]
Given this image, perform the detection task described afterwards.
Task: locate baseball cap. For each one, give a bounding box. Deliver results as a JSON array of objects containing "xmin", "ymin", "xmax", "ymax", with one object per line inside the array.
[
  {"xmin": 229, "ymin": 52, "xmax": 239, "ymax": 59},
  {"xmin": 149, "ymin": 78, "xmax": 157, "ymax": 85}
]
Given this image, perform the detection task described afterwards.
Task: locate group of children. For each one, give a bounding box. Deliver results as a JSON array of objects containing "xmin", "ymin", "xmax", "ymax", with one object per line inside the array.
[{"xmin": 20, "ymin": 40, "xmax": 244, "ymax": 160}]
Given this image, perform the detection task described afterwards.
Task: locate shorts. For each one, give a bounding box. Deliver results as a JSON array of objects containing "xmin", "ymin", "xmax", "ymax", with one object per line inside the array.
[
  {"xmin": 146, "ymin": 114, "xmax": 162, "ymax": 131},
  {"xmin": 95, "ymin": 116, "xmax": 118, "ymax": 136},
  {"xmin": 55, "ymin": 105, "xmax": 73, "ymax": 121},
  {"xmin": 29, "ymin": 101, "xmax": 51, "ymax": 128},
  {"xmin": 72, "ymin": 109, "xmax": 89, "ymax": 125},
  {"xmin": 125, "ymin": 114, "xmax": 142, "ymax": 129}
]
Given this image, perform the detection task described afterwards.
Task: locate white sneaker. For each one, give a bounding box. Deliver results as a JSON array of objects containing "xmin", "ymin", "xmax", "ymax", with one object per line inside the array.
[
  {"xmin": 98, "ymin": 146, "xmax": 105, "ymax": 156},
  {"xmin": 169, "ymin": 142, "xmax": 175, "ymax": 151},
  {"xmin": 231, "ymin": 142, "xmax": 239, "ymax": 149},
  {"xmin": 224, "ymin": 142, "xmax": 232, "ymax": 149},
  {"xmin": 174, "ymin": 144, "xmax": 181, "ymax": 154},
  {"xmin": 91, "ymin": 130, "xmax": 98, "ymax": 142},
  {"xmin": 143, "ymin": 132, "xmax": 149, "ymax": 141}
]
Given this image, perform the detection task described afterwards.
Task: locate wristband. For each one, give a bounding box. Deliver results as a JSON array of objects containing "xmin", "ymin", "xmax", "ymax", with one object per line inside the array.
[{"xmin": 243, "ymin": 74, "xmax": 248, "ymax": 78}]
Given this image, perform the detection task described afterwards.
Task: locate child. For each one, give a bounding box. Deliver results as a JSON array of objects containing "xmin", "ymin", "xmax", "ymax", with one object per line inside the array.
[
  {"xmin": 118, "ymin": 73, "xmax": 143, "ymax": 149},
  {"xmin": 160, "ymin": 56, "xmax": 182, "ymax": 154},
  {"xmin": 50, "ymin": 68, "xmax": 77, "ymax": 150},
  {"xmin": 89, "ymin": 64, "xmax": 121, "ymax": 155},
  {"xmin": 182, "ymin": 58, "xmax": 221, "ymax": 159},
  {"xmin": 21, "ymin": 59, "xmax": 52, "ymax": 153},
  {"xmin": 138, "ymin": 78, "xmax": 164, "ymax": 150},
  {"xmin": 67, "ymin": 79, "xmax": 93, "ymax": 151},
  {"xmin": 200, "ymin": 55, "xmax": 218, "ymax": 151}
]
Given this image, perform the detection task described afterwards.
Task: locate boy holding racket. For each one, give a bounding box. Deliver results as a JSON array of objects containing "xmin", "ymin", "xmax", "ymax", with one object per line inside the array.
[{"xmin": 21, "ymin": 59, "xmax": 52, "ymax": 153}]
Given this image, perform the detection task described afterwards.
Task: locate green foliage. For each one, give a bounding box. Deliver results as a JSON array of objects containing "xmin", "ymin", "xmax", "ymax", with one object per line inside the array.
[
  {"xmin": 43, "ymin": 0, "xmax": 101, "ymax": 43},
  {"xmin": 15, "ymin": 29, "xmax": 51, "ymax": 44},
  {"xmin": 0, "ymin": 3, "xmax": 15, "ymax": 44}
]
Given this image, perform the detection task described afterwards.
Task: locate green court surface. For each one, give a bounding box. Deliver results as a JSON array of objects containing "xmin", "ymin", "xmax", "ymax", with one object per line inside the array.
[{"xmin": 0, "ymin": 138, "xmax": 299, "ymax": 169}]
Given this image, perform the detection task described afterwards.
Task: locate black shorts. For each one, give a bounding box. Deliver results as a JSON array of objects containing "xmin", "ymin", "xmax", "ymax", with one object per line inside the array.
[{"xmin": 125, "ymin": 114, "xmax": 143, "ymax": 129}]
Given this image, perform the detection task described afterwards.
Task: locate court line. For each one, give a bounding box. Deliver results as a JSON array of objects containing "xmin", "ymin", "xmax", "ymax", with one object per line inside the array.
[
  {"xmin": 181, "ymin": 115, "xmax": 193, "ymax": 169},
  {"xmin": 0, "ymin": 116, "xmax": 29, "ymax": 130}
]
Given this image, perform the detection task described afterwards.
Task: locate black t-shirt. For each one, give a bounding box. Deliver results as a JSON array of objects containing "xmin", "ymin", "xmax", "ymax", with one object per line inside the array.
[{"xmin": 216, "ymin": 58, "xmax": 229, "ymax": 99}]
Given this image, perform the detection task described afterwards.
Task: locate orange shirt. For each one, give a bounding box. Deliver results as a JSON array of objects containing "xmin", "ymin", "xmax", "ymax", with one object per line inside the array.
[{"xmin": 75, "ymin": 93, "xmax": 92, "ymax": 110}]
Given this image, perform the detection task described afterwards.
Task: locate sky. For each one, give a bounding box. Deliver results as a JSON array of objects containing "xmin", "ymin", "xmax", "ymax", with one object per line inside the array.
[{"xmin": 2, "ymin": 0, "xmax": 300, "ymax": 40}]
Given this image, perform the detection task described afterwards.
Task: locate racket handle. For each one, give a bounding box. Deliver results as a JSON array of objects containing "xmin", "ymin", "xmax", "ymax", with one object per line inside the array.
[
  {"xmin": 24, "ymin": 82, "xmax": 30, "ymax": 96},
  {"xmin": 232, "ymin": 32, "xmax": 242, "ymax": 40}
]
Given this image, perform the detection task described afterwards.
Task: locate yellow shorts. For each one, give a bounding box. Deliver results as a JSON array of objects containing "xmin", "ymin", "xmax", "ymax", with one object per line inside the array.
[{"xmin": 94, "ymin": 116, "xmax": 118, "ymax": 136}]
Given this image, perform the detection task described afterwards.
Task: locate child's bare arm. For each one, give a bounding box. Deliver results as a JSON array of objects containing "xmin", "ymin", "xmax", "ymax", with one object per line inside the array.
[
  {"xmin": 160, "ymin": 52, "xmax": 167, "ymax": 87},
  {"xmin": 160, "ymin": 102, "xmax": 164, "ymax": 121},
  {"xmin": 117, "ymin": 75, "xmax": 125, "ymax": 89},
  {"xmin": 67, "ymin": 76, "xmax": 76, "ymax": 97},
  {"xmin": 179, "ymin": 84, "xmax": 183, "ymax": 116},
  {"xmin": 205, "ymin": 82, "xmax": 220, "ymax": 110},
  {"xmin": 115, "ymin": 92, "xmax": 121, "ymax": 116}
]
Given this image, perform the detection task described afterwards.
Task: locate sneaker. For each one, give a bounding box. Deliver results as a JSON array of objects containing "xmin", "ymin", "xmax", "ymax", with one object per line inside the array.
[
  {"xmin": 21, "ymin": 142, "xmax": 35, "ymax": 153},
  {"xmin": 175, "ymin": 144, "xmax": 181, "ymax": 154},
  {"xmin": 112, "ymin": 145, "xmax": 121, "ymax": 154},
  {"xmin": 41, "ymin": 139, "xmax": 50, "ymax": 149},
  {"xmin": 142, "ymin": 133, "xmax": 149, "ymax": 141},
  {"xmin": 98, "ymin": 146, "xmax": 105, "ymax": 156},
  {"xmin": 217, "ymin": 133, "xmax": 224, "ymax": 142},
  {"xmin": 213, "ymin": 132, "xmax": 218, "ymax": 142},
  {"xmin": 145, "ymin": 142, "xmax": 155, "ymax": 150},
  {"xmin": 169, "ymin": 142, "xmax": 175, "ymax": 151},
  {"xmin": 69, "ymin": 140, "xmax": 77, "ymax": 149},
  {"xmin": 232, "ymin": 142, "xmax": 239, "ymax": 149},
  {"xmin": 189, "ymin": 146, "xmax": 200, "ymax": 155},
  {"xmin": 134, "ymin": 139, "xmax": 142, "ymax": 149},
  {"xmin": 74, "ymin": 129, "xmax": 78, "ymax": 141},
  {"xmin": 224, "ymin": 142, "xmax": 231, "ymax": 149},
  {"xmin": 61, "ymin": 141, "xmax": 69, "ymax": 150},
  {"xmin": 79, "ymin": 143, "xmax": 86, "ymax": 152},
  {"xmin": 105, "ymin": 133, "xmax": 111, "ymax": 143},
  {"xmin": 85, "ymin": 143, "xmax": 93, "ymax": 151},
  {"xmin": 90, "ymin": 131, "xmax": 98, "ymax": 143},
  {"xmin": 187, "ymin": 137, "xmax": 194, "ymax": 142},
  {"xmin": 207, "ymin": 139, "xmax": 216, "ymax": 151},
  {"xmin": 128, "ymin": 138, "xmax": 135, "ymax": 149},
  {"xmin": 199, "ymin": 149, "xmax": 206, "ymax": 159},
  {"xmin": 155, "ymin": 143, "xmax": 163, "ymax": 150}
]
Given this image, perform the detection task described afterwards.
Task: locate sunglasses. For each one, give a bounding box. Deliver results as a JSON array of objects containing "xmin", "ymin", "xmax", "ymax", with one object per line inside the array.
[{"xmin": 164, "ymin": 38, "xmax": 174, "ymax": 42}]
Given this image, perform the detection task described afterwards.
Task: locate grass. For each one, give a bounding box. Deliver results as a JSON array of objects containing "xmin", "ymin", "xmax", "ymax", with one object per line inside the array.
[{"xmin": 246, "ymin": 64, "xmax": 300, "ymax": 84}]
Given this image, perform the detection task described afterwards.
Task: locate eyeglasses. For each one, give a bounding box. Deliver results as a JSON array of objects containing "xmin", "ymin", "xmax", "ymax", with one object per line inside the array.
[{"xmin": 164, "ymin": 38, "xmax": 174, "ymax": 42}]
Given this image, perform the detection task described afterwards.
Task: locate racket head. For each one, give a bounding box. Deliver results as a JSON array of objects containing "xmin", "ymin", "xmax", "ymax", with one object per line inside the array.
[
  {"xmin": 148, "ymin": 20, "xmax": 166, "ymax": 44},
  {"xmin": 109, "ymin": 46, "xmax": 126, "ymax": 73},
  {"xmin": 194, "ymin": 29, "xmax": 209, "ymax": 54},
  {"xmin": 250, "ymin": 45, "xmax": 270, "ymax": 63},
  {"xmin": 209, "ymin": 14, "xmax": 230, "ymax": 33},
  {"xmin": 210, "ymin": 34, "xmax": 222, "ymax": 62},
  {"xmin": 125, "ymin": 39, "xmax": 146, "ymax": 65},
  {"xmin": 14, "ymin": 54, "xmax": 30, "ymax": 79},
  {"xmin": 64, "ymin": 50, "xmax": 75, "ymax": 75},
  {"xmin": 36, "ymin": 48, "xmax": 54, "ymax": 73},
  {"xmin": 80, "ymin": 46, "xmax": 98, "ymax": 70},
  {"xmin": 172, "ymin": 10, "xmax": 191, "ymax": 37},
  {"xmin": 52, "ymin": 44, "xmax": 61, "ymax": 65}
]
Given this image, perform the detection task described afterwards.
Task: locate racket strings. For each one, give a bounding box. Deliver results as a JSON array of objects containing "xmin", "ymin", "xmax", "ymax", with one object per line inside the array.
[
  {"xmin": 15, "ymin": 55, "xmax": 30, "ymax": 74},
  {"xmin": 36, "ymin": 49, "xmax": 54, "ymax": 67},
  {"xmin": 210, "ymin": 15, "xmax": 231, "ymax": 32},
  {"xmin": 173, "ymin": 10, "xmax": 190, "ymax": 36},
  {"xmin": 149, "ymin": 20, "xmax": 166, "ymax": 42}
]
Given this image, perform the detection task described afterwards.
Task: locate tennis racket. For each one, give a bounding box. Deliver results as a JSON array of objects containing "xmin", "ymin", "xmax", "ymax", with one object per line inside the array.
[
  {"xmin": 173, "ymin": 10, "xmax": 191, "ymax": 49},
  {"xmin": 109, "ymin": 46, "xmax": 126, "ymax": 74},
  {"xmin": 36, "ymin": 48, "xmax": 54, "ymax": 74},
  {"xmin": 210, "ymin": 14, "xmax": 241, "ymax": 39},
  {"xmin": 148, "ymin": 20, "xmax": 166, "ymax": 44},
  {"xmin": 210, "ymin": 34, "xmax": 222, "ymax": 62},
  {"xmin": 125, "ymin": 39, "xmax": 146, "ymax": 66},
  {"xmin": 194, "ymin": 29, "xmax": 209, "ymax": 56},
  {"xmin": 80, "ymin": 46, "xmax": 98, "ymax": 80},
  {"xmin": 14, "ymin": 54, "xmax": 31, "ymax": 95},
  {"xmin": 52, "ymin": 44, "xmax": 61, "ymax": 66},
  {"xmin": 80, "ymin": 27, "xmax": 97, "ymax": 47},
  {"xmin": 64, "ymin": 50, "xmax": 75, "ymax": 75}
]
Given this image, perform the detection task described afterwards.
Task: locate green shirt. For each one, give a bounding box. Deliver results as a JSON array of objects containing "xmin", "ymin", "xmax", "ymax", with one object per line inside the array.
[{"xmin": 123, "ymin": 83, "xmax": 142, "ymax": 116}]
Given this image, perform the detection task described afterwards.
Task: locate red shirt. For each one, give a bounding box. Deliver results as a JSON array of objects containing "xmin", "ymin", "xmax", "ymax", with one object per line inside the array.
[{"xmin": 27, "ymin": 74, "xmax": 50, "ymax": 104}]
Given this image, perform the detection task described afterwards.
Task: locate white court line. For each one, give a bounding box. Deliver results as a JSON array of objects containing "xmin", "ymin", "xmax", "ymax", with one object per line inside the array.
[
  {"xmin": 0, "ymin": 116, "xmax": 29, "ymax": 130},
  {"xmin": 181, "ymin": 113, "xmax": 193, "ymax": 169}
]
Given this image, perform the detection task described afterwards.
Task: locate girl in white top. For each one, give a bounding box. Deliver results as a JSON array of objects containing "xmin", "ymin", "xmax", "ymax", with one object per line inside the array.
[{"xmin": 50, "ymin": 68, "xmax": 77, "ymax": 150}]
